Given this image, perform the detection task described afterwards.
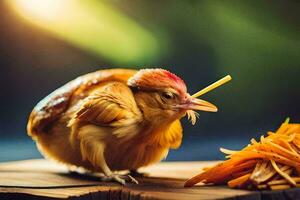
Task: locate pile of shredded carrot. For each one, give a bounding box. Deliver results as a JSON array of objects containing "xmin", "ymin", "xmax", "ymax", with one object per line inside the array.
[{"xmin": 184, "ymin": 119, "xmax": 300, "ymax": 190}]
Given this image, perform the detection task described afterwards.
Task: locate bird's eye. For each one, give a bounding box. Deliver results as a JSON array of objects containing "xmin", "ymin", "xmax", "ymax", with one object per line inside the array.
[{"xmin": 162, "ymin": 92, "xmax": 174, "ymax": 100}]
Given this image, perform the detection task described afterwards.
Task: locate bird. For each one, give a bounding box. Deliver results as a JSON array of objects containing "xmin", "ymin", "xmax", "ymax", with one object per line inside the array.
[{"xmin": 27, "ymin": 68, "xmax": 218, "ymax": 184}]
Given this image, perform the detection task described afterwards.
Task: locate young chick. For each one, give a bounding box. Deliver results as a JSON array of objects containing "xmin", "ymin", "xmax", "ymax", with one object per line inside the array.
[{"xmin": 27, "ymin": 68, "xmax": 217, "ymax": 184}]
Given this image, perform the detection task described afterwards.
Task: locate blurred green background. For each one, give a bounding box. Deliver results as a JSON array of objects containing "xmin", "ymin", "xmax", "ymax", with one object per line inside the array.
[{"xmin": 0, "ymin": 0, "xmax": 299, "ymax": 161}]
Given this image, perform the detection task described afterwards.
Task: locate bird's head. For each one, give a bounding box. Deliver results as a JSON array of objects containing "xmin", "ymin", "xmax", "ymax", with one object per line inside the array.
[{"xmin": 128, "ymin": 69, "xmax": 217, "ymax": 125}]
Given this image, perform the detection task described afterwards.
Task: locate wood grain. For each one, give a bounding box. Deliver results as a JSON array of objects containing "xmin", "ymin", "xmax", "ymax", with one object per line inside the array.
[{"xmin": 0, "ymin": 159, "xmax": 299, "ymax": 200}]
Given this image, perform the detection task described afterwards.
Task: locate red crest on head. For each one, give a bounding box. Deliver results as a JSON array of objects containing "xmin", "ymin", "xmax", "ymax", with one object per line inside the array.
[{"xmin": 127, "ymin": 68, "xmax": 187, "ymax": 95}]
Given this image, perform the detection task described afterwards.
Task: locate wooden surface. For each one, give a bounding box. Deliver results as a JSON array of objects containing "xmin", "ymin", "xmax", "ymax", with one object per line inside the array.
[{"xmin": 1, "ymin": 160, "xmax": 300, "ymax": 200}]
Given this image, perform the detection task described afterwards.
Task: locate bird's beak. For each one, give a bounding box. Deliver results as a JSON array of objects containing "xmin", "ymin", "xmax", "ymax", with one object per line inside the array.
[{"xmin": 178, "ymin": 95, "xmax": 218, "ymax": 112}]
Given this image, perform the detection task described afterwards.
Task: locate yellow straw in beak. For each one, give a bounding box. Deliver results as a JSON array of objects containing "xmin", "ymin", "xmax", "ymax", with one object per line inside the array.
[{"xmin": 192, "ymin": 75, "xmax": 232, "ymax": 98}]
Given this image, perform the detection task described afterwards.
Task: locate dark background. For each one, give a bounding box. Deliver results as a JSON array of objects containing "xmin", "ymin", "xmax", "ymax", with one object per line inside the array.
[{"xmin": 0, "ymin": 0, "xmax": 299, "ymax": 162}]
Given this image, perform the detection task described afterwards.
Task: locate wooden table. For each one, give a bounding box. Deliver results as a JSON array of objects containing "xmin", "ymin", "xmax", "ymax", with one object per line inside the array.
[{"xmin": 0, "ymin": 159, "xmax": 300, "ymax": 200}]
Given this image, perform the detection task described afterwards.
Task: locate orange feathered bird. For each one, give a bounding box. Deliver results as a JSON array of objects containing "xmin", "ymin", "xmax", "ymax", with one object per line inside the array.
[{"xmin": 27, "ymin": 68, "xmax": 217, "ymax": 184}]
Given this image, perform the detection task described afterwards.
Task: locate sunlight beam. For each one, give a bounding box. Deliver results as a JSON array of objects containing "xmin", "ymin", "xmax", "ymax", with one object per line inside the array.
[{"xmin": 9, "ymin": 0, "xmax": 160, "ymax": 64}]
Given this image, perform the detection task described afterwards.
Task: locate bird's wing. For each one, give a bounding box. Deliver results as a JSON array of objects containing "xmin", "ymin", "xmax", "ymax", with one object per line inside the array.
[
  {"xmin": 27, "ymin": 69, "xmax": 137, "ymax": 138},
  {"xmin": 68, "ymin": 82, "xmax": 142, "ymax": 138}
]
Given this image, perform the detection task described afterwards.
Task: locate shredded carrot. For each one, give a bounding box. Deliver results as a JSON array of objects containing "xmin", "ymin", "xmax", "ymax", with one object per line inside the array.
[
  {"xmin": 185, "ymin": 120, "xmax": 300, "ymax": 190},
  {"xmin": 251, "ymin": 138, "xmax": 258, "ymax": 144},
  {"xmin": 270, "ymin": 184, "xmax": 291, "ymax": 190},
  {"xmin": 220, "ymin": 148, "xmax": 238, "ymax": 155},
  {"xmin": 277, "ymin": 139, "xmax": 297, "ymax": 154},
  {"xmin": 268, "ymin": 177, "xmax": 300, "ymax": 186},
  {"xmin": 270, "ymin": 160, "xmax": 296, "ymax": 186},
  {"xmin": 228, "ymin": 173, "xmax": 251, "ymax": 188}
]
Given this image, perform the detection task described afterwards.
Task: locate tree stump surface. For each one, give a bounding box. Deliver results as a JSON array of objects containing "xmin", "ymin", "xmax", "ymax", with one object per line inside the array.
[{"xmin": 0, "ymin": 159, "xmax": 300, "ymax": 200}]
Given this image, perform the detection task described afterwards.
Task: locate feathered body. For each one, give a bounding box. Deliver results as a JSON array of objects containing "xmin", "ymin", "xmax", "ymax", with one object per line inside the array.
[
  {"xmin": 28, "ymin": 69, "xmax": 183, "ymax": 171},
  {"xmin": 27, "ymin": 68, "xmax": 216, "ymax": 183}
]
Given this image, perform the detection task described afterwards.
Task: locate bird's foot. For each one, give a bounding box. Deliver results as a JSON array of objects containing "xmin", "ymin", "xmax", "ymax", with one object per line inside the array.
[
  {"xmin": 101, "ymin": 173, "xmax": 138, "ymax": 185},
  {"xmin": 129, "ymin": 169, "xmax": 149, "ymax": 177}
]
